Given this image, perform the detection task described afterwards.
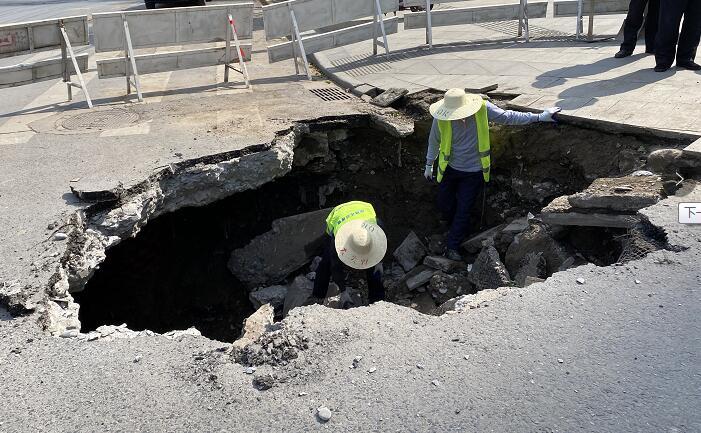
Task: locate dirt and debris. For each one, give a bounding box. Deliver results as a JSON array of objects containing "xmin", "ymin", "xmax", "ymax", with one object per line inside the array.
[{"xmin": 230, "ymin": 323, "xmax": 309, "ymax": 367}]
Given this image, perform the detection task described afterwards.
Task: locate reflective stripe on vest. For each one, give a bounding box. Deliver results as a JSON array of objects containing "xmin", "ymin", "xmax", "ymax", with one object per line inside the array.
[
  {"xmin": 435, "ymin": 100, "xmax": 491, "ymax": 183},
  {"xmin": 325, "ymin": 201, "xmax": 377, "ymax": 236}
]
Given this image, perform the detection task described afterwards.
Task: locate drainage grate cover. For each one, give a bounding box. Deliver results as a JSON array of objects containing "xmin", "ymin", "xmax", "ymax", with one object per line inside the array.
[
  {"xmin": 308, "ymin": 88, "xmax": 353, "ymax": 101},
  {"xmin": 61, "ymin": 108, "xmax": 140, "ymax": 131}
]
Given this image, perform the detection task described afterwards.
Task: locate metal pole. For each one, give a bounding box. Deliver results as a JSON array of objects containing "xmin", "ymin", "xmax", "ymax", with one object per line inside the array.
[
  {"xmin": 224, "ymin": 13, "xmax": 231, "ymax": 83},
  {"xmin": 587, "ymin": 0, "xmax": 595, "ymax": 41},
  {"xmin": 576, "ymin": 0, "xmax": 583, "ymax": 39},
  {"xmin": 374, "ymin": 0, "xmax": 389, "ymax": 54},
  {"xmin": 59, "ymin": 20, "xmax": 72, "ymax": 101},
  {"xmin": 426, "ymin": 0, "xmax": 433, "ymax": 48},
  {"xmin": 60, "ymin": 25, "xmax": 93, "ymax": 108},
  {"xmin": 289, "ymin": 10, "xmax": 311, "ymax": 80},
  {"xmin": 228, "ymin": 14, "xmax": 251, "ymax": 88},
  {"xmin": 123, "ymin": 20, "xmax": 143, "ymax": 102},
  {"xmin": 288, "ymin": 4, "xmax": 300, "ymax": 75}
]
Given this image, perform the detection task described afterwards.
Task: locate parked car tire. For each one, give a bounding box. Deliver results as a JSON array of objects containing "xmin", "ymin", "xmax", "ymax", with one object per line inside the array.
[{"xmin": 145, "ymin": 0, "xmax": 156, "ymax": 9}]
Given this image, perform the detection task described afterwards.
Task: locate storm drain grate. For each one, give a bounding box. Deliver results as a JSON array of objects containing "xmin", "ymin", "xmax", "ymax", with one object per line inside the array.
[
  {"xmin": 475, "ymin": 20, "xmax": 575, "ymax": 41},
  {"xmin": 308, "ymin": 87, "xmax": 353, "ymax": 101},
  {"xmin": 61, "ymin": 108, "xmax": 140, "ymax": 131}
]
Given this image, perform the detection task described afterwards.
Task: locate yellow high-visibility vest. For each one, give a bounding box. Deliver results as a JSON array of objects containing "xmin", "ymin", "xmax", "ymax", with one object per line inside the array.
[
  {"xmin": 436, "ymin": 101, "xmax": 491, "ymax": 183},
  {"xmin": 325, "ymin": 201, "xmax": 377, "ymax": 236}
]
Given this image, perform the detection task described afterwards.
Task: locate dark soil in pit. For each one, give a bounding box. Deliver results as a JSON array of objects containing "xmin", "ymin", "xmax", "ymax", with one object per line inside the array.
[{"xmin": 74, "ymin": 113, "xmax": 685, "ymax": 341}]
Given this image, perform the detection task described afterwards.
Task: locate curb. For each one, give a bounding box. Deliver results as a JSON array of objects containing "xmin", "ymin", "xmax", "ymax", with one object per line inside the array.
[{"xmin": 309, "ymin": 52, "xmax": 380, "ymax": 98}]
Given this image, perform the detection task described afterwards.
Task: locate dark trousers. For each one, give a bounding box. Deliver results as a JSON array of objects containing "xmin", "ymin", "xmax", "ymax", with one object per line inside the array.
[
  {"xmin": 655, "ymin": 0, "xmax": 701, "ymax": 65},
  {"xmin": 312, "ymin": 234, "xmax": 385, "ymax": 303},
  {"xmin": 621, "ymin": 0, "xmax": 660, "ymax": 52},
  {"xmin": 437, "ymin": 166, "xmax": 485, "ymax": 251}
]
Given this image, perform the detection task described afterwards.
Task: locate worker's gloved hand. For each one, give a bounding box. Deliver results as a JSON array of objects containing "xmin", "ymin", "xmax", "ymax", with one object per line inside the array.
[
  {"xmin": 424, "ymin": 164, "xmax": 433, "ymax": 181},
  {"xmin": 538, "ymin": 107, "xmax": 562, "ymax": 122}
]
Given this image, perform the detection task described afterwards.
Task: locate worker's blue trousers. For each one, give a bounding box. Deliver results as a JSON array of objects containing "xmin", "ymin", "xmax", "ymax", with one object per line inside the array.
[{"xmin": 437, "ymin": 166, "xmax": 485, "ymax": 251}]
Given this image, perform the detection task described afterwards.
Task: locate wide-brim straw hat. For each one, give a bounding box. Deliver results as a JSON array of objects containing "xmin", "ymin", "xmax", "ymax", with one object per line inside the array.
[
  {"xmin": 334, "ymin": 219, "xmax": 387, "ymax": 270},
  {"xmin": 429, "ymin": 88, "xmax": 483, "ymax": 121}
]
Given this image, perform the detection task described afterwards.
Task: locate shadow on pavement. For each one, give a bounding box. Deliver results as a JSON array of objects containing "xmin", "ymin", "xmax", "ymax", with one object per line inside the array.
[{"xmin": 532, "ymin": 53, "xmax": 650, "ymax": 89}]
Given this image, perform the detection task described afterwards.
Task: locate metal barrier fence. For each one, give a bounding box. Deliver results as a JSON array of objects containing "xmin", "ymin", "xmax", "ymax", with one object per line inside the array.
[
  {"xmin": 403, "ymin": 0, "xmax": 547, "ymax": 47},
  {"xmin": 553, "ymin": 0, "xmax": 629, "ymax": 40},
  {"xmin": 0, "ymin": 16, "xmax": 92, "ymax": 107},
  {"xmin": 0, "ymin": 1, "xmax": 632, "ymax": 106},
  {"xmin": 262, "ymin": 0, "xmax": 399, "ymax": 79},
  {"xmin": 92, "ymin": 3, "xmax": 254, "ymax": 101}
]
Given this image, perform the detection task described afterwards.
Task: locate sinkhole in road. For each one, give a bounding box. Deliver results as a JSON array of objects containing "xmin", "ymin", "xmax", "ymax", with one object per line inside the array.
[{"xmin": 73, "ymin": 115, "xmax": 680, "ymax": 342}]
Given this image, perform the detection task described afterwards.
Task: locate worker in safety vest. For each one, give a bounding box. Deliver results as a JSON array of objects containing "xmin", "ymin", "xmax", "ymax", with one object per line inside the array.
[
  {"xmin": 312, "ymin": 201, "xmax": 387, "ymax": 304},
  {"xmin": 424, "ymin": 88, "xmax": 560, "ymax": 261}
]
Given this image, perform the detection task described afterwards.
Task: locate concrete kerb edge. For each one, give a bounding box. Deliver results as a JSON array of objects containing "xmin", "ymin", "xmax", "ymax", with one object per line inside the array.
[
  {"xmin": 309, "ymin": 52, "xmax": 380, "ymax": 98},
  {"xmin": 505, "ymin": 102, "xmax": 701, "ymax": 142}
]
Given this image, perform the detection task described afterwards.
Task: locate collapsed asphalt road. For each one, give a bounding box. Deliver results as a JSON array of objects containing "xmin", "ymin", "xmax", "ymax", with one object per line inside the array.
[
  {"xmin": 1, "ymin": 183, "xmax": 699, "ymax": 431},
  {"xmin": 1, "ymin": 85, "xmax": 700, "ymax": 431}
]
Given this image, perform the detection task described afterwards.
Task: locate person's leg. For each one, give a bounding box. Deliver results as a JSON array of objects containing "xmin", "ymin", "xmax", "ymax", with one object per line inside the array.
[
  {"xmin": 312, "ymin": 235, "xmax": 336, "ymax": 298},
  {"xmin": 446, "ymin": 172, "xmax": 484, "ymax": 252},
  {"xmin": 366, "ymin": 263, "xmax": 385, "ymax": 303},
  {"xmin": 437, "ymin": 166, "xmax": 458, "ymax": 225},
  {"xmin": 645, "ymin": 0, "xmax": 660, "ymax": 53},
  {"xmin": 619, "ymin": 0, "xmax": 648, "ymax": 55},
  {"xmin": 676, "ymin": 0, "xmax": 701, "ymax": 68},
  {"xmin": 655, "ymin": 0, "xmax": 686, "ymax": 70}
]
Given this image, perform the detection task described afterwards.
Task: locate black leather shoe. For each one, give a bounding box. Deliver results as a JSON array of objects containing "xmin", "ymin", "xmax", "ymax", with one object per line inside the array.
[
  {"xmin": 645, "ymin": 48, "xmax": 655, "ymax": 54},
  {"xmin": 654, "ymin": 63, "xmax": 672, "ymax": 72},
  {"xmin": 614, "ymin": 49, "xmax": 633, "ymax": 58},
  {"xmin": 677, "ymin": 60, "xmax": 701, "ymax": 71}
]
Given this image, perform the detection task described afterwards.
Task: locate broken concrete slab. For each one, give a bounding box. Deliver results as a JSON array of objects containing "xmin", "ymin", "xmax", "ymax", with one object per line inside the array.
[
  {"xmin": 70, "ymin": 177, "xmax": 124, "ymax": 203},
  {"xmin": 514, "ymin": 252, "xmax": 546, "ymax": 288},
  {"xmin": 231, "ymin": 304, "xmax": 274, "ymax": 351},
  {"xmin": 540, "ymin": 196, "xmax": 640, "ymax": 228},
  {"xmin": 505, "ymin": 223, "xmax": 569, "ymax": 276},
  {"xmin": 249, "ymin": 285, "xmax": 287, "ymax": 310},
  {"xmin": 423, "ymin": 255, "xmax": 464, "ymax": 274},
  {"xmin": 648, "ymin": 148, "xmax": 701, "ymax": 174},
  {"xmin": 461, "ymin": 224, "xmax": 506, "ymax": 254},
  {"xmin": 567, "ymin": 176, "xmax": 664, "ymax": 213},
  {"xmin": 406, "ymin": 267, "xmax": 438, "ymax": 290},
  {"xmin": 502, "ymin": 216, "xmax": 530, "ymax": 234},
  {"xmin": 370, "ymin": 88, "xmax": 409, "ymax": 108},
  {"xmin": 468, "ymin": 246, "xmax": 511, "ymax": 291},
  {"xmin": 228, "ymin": 208, "xmax": 332, "ymax": 289},
  {"xmin": 282, "ymin": 276, "xmax": 315, "ymax": 317},
  {"xmin": 393, "ymin": 231, "xmax": 428, "ymax": 272}
]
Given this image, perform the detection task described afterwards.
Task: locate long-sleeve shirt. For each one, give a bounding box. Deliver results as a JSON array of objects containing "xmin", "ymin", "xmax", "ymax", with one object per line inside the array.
[{"xmin": 426, "ymin": 101, "xmax": 540, "ymax": 173}]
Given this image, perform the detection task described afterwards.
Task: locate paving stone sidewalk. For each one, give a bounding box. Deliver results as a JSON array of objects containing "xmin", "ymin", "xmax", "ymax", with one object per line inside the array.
[{"xmin": 312, "ymin": 14, "xmax": 701, "ymax": 137}]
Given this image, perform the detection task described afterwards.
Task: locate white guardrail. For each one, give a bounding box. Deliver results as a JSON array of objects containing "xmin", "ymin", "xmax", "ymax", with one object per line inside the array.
[
  {"xmin": 92, "ymin": 3, "xmax": 254, "ymax": 101},
  {"xmin": 553, "ymin": 0, "xmax": 629, "ymax": 40},
  {"xmin": 403, "ymin": 0, "xmax": 547, "ymax": 47},
  {"xmin": 0, "ymin": 16, "xmax": 92, "ymax": 107},
  {"xmin": 262, "ymin": 0, "xmax": 399, "ymax": 79}
]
